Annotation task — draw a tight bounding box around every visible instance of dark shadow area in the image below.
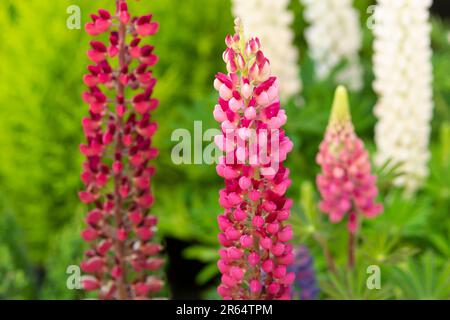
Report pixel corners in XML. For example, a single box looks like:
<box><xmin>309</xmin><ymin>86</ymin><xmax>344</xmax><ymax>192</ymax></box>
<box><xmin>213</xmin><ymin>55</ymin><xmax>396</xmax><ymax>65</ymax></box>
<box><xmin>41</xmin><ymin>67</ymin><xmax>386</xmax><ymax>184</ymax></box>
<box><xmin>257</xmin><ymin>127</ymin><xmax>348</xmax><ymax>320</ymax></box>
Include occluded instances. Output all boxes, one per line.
<box><xmin>165</xmin><ymin>237</ymin><xmax>208</xmax><ymax>300</ymax></box>
<box><xmin>432</xmin><ymin>0</ymin><xmax>450</xmax><ymax>18</ymax></box>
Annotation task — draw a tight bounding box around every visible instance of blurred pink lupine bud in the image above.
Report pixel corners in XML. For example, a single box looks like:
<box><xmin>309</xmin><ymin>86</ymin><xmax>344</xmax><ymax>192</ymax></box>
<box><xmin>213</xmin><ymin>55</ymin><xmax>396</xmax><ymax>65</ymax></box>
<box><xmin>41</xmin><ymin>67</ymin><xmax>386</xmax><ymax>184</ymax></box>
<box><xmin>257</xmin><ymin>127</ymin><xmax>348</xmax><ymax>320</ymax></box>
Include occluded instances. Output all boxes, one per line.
<box><xmin>240</xmin><ymin>235</ymin><xmax>253</xmax><ymax>248</ymax></box>
<box><xmin>85</xmin><ymin>9</ymin><xmax>112</xmax><ymax>36</ymax></box>
<box><xmin>82</xmin><ymin>276</ymin><xmax>101</xmax><ymax>291</ymax></box>
<box><xmin>81</xmin><ymin>228</ymin><xmax>98</xmax><ymax>242</ymax></box>
<box><xmin>316</xmin><ymin>86</ymin><xmax>383</xmax><ymax>233</ymax></box>
<box><xmin>213</xmin><ymin>18</ymin><xmax>294</xmax><ymax>300</ymax></box>
<box><xmin>79</xmin><ymin>0</ymin><xmax>164</xmax><ymax>300</ymax></box>
<box><xmin>135</xmin><ymin>15</ymin><xmax>159</xmax><ymax>36</ymax></box>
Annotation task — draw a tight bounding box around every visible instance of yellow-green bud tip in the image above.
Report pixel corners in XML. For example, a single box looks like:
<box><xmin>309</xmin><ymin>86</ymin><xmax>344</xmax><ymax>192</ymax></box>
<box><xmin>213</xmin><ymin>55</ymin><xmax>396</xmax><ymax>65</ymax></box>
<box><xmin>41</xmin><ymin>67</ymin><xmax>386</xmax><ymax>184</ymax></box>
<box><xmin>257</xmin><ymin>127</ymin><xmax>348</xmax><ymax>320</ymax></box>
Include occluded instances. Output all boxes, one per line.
<box><xmin>330</xmin><ymin>85</ymin><xmax>351</xmax><ymax>124</ymax></box>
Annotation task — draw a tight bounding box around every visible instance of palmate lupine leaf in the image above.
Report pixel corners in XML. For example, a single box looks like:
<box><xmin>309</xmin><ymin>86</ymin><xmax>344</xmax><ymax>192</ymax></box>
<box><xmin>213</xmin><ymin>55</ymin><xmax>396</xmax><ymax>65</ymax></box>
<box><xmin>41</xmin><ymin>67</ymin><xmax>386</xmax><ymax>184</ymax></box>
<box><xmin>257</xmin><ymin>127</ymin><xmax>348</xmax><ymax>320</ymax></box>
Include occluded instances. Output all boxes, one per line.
<box><xmin>366</xmin><ymin>189</ymin><xmax>432</xmax><ymax>238</ymax></box>
<box><xmin>319</xmin><ymin>264</ymin><xmax>393</xmax><ymax>300</ymax></box>
<box><xmin>0</xmin><ymin>204</ymin><xmax>32</xmax><ymax>298</ymax></box>
<box><xmin>40</xmin><ymin>212</ymin><xmax>86</xmax><ymax>300</ymax></box>
<box><xmin>0</xmin><ymin>246</ymin><xmax>27</xmax><ymax>299</ymax></box>
<box><xmin>389</xmin><ymin>252</ymin><xmax>450</xmax><ymax>299</ymax></box>
<box><xmin>428</xmin><ymin>231</ymin><xmax>450</xmax><ymax>259</ymax></box>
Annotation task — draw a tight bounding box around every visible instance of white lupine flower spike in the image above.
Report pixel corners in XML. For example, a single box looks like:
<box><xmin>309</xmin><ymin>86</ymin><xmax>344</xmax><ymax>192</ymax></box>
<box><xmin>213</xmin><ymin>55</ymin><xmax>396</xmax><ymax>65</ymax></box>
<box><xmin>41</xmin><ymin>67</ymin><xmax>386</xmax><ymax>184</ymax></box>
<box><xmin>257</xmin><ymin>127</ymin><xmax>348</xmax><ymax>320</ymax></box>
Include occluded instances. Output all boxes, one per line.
<box><xmin>301</xmin><ymin>0</ymin><xmax>363</xmax><ymax>91</ymax></box>
<box><xmin>373</xmin><ymin>0</ymin><xmax>434</xmax><ymax>194</ymax></box>
<box><xmin>231</xmin><ymin>0</ymin><xmax>302</xmax><ymax>101</ymax></box>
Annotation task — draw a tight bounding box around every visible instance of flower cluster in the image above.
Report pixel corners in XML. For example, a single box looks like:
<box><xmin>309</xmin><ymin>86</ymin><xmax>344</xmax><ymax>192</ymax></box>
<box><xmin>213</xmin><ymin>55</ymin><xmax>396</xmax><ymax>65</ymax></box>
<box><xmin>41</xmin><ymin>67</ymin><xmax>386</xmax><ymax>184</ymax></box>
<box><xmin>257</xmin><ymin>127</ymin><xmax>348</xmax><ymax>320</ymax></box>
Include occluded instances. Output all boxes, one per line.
<box><xmin>373</xmin><ymin>0</ymin><xmax>434</xmax><ymax>193</ymax></box>
<box><xmin>290</xmin><ymin>246</ymin><xmax>319</xmax><ymax>300</ymax></box>
<box><xmin>316</xmin><ymin>86</ymin><xmax>382</xmax><ymax>234</ymax></box>
<box><xmin>214</xmin><ymin>19</ymin><xmax>295</xmax><ymax>300</ymax></box>
<box><xmin>79</xmin><ymin>0</ymin><xmax>164</xmax><ymax>300</ymax></box>
<box><xmin>301</xmin><ymin>0</ymin><xmax>363</xmax><ymax>91</ymax></box>
<box><xmin>231</xmin><ymin>0</ymin><xmax>301</xmax><ymax>101</ymax></box>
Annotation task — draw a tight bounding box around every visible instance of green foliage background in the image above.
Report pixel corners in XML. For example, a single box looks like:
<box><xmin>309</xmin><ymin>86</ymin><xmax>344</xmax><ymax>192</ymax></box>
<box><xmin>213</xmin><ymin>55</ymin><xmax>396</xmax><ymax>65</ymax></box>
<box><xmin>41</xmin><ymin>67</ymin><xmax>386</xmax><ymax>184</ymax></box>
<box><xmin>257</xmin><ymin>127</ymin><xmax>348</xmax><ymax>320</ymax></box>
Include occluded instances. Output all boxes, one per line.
<box><xmin>0</xmin><ymin>0</ymin><xmax>448</xmax><ymax>299</ymax></box>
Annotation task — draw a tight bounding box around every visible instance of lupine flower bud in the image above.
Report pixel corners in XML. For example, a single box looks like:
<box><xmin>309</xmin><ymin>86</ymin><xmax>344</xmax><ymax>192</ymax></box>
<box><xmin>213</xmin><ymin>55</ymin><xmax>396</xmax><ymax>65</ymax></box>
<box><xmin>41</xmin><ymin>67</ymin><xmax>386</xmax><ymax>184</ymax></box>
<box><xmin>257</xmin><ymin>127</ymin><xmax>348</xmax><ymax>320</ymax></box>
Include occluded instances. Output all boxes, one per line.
<box><xmin>289</xmin><ymin>246</ymin><xmax>319</xmax><ymax>300</ymax></box>
<box><xmin>373</xmin><ymin>0</ymin><xmax>434</xmax><ymax>194</ymax></box>
<box><xmin>231</xmin><ymin>0</ymin><xmax>302</xmax><ymax>101</ymax></box>
<box><xmin>79</xmin><ymin>0</ymin><xmax>164</xmax><ymax>300</ymax></box>
<box><xmin>316</xmin><ymin>86</ymin><xmax>383</xmax><ymax>233</ymax></box>
<box><xmin>214</xmin><ymin>19</ymin><xmax>295</xmax><ymax>300</ymax></box>
<box><xmin>301</xmin><ymin>0</ymin><xmax>363</xmax><ymax>91</ymax></box>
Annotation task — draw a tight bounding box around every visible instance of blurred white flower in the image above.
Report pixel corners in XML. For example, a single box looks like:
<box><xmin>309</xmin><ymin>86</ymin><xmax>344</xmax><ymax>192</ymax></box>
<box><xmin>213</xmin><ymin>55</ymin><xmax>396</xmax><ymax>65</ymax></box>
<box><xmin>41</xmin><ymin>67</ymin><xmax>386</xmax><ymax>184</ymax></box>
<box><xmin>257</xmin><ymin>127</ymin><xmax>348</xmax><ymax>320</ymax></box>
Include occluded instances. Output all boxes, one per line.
<box><xmin>373</xmin><ymin>0</ymin><xmax>434</xmax><ymax>193</ymax></box>
<box><xmin>231</xmin><ymin>0</ymin><xmax>302</xmax><ymax>101</ymax></box>
<box><xmin>301</xmin><ymin>0</ymin><xmax>363</xmax><ymax>91</ymax></box>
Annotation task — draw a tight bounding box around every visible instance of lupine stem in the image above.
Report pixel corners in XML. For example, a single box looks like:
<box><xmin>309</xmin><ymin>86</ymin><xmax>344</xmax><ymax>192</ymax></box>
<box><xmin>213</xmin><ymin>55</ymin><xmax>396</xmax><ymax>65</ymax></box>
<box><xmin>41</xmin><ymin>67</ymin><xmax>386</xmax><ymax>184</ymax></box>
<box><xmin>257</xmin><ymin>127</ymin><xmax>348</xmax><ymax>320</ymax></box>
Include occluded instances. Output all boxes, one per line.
<box><xmin>313</xmin><ymin>233</ymin><xmax>336</xmax><ymax>274</ymax></box>
<box><xmin>348</xmin><ymin>232</ymin><xmax>355</xmax><ymax>269</ymax></box>
<box><xmin>113</xmin><ymin>3</ymin><xmax>128</xmax><ymax>299</ymax></box>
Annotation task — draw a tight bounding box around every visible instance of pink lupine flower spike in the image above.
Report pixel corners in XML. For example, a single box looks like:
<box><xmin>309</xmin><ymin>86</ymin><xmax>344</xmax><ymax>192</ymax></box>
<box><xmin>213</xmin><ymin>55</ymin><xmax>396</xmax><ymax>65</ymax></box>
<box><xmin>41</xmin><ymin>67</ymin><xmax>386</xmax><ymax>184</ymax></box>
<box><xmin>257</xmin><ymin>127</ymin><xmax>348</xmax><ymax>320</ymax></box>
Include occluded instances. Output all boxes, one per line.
<box><xmin>316</xmin><ymin>86</ymin><xmax>383</xmax><ymax>267</ymax></box>
<box><xmin>214</xmin><ymin>19</ymin><xmax>295</xmax><ymax>300</ymax></box>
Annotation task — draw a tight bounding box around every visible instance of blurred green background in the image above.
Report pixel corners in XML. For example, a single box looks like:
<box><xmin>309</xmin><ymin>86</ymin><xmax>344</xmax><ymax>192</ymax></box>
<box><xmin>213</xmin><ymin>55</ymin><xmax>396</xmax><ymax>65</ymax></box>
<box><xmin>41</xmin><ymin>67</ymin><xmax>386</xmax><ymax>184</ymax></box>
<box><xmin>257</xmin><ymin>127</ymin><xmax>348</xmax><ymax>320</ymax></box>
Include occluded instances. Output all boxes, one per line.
<box><xmin>0</xmin><ymin>0</ymin><xmax>449</xmax><ymax>299</ymax></box>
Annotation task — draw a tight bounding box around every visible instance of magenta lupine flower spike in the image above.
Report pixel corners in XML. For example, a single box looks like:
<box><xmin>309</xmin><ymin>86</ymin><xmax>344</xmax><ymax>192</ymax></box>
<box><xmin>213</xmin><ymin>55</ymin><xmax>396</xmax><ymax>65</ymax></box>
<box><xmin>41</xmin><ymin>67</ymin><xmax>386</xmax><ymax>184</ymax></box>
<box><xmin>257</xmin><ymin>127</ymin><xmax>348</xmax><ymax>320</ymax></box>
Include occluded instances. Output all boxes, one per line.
<box><xmin>316</xmin><ymin>86</ymin><xmax>383</xmax><ymax>266</ymax></box>
<box><xmin>79</xmin><ymin>0</ymin><xmax>163</xmax><ymax>300</ymax></box>
<box><xmin>214</xmin><ymin>18</ymin><xmax>295</xmax><ymax>300</ymax></box>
